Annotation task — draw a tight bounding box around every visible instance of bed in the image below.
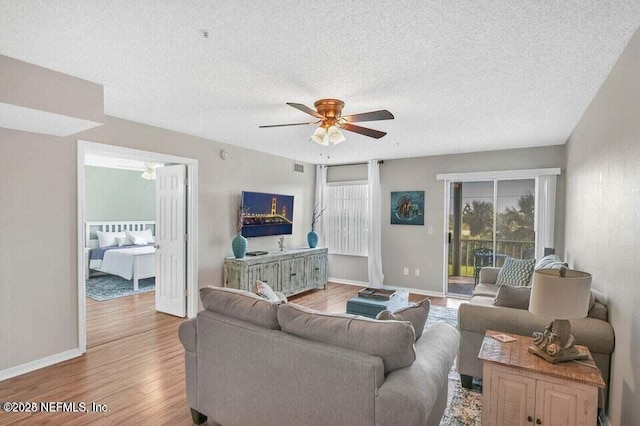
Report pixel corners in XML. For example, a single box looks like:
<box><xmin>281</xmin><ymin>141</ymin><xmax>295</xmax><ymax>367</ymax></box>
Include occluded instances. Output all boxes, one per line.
<box><xmin>85</xmin><ymin>221</ymin><xmax>156</xmax><ymax>291</ymax></box>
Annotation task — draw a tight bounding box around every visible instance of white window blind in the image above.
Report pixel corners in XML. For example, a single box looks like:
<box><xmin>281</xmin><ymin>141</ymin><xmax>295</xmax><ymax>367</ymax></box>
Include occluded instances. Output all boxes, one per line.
<box><xmin>324</xmin><ymin>182</ymin><xmax>369</xmax><ymax>256</ymax></box>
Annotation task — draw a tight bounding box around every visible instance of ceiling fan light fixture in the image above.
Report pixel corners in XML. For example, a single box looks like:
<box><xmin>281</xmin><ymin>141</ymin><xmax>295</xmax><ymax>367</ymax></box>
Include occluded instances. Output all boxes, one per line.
<box><xmin>141</xmin><ymin>163</ymin><xmax>159</xmax><ymax>180</ymax></box>
<box><xmin>310</xmin><ymin>127</ymin><xmax>329</xmax><ymax>145</ymax></box>
<box><xmin>327</xmin><ymin>125</ymin><xmax>345</xmax><ymax>144</ymax></box>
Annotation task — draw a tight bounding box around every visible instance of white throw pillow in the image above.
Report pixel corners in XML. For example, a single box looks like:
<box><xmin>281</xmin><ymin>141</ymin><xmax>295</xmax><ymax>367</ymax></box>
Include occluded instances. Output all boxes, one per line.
<box><xmin>130</xmin><ymin>235</ymin><xmax>148</xmax><ymax>245</ymax></box>
<box><xmin>534</xmin><ymin>254</ymin><xmax>564</xmax><ymax>270</ymax></box>
<box><xmin>126</xmin><ymin>229</ymin><xmax>154</xmax><ymax>244</ymax></box>
<box><xmin>253</xmin><ymin>280</ymin><xmax>280</xmax><ymax>302</ymax></box>
<box><xmin>96</xmin><ymin>231</ymin><xmax>126</xmax><ymax>248</ymax></box>
<box><xmin>115</xmin><ymin>236</ymin><xmax>129</xmax><ymax>247</ymax></box>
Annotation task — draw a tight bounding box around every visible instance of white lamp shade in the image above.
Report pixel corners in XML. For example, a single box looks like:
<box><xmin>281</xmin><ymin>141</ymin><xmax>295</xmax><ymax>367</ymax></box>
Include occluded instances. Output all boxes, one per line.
<box><xmin>327</xmin><ymin>126</ymin><xmax>345</xmax><ymax>144</ymax></box>
<box><xmin>310</xmin><ymin>127</ymin><xmax>329</xmax><ymax>145</ymax></box>
<box><xmin>141</xmin><ymin>167</ymin><xmax>157</xmax><ymax>180</ymax></box>
<box><xmin>528</xmin><ymin>269</ymin><xmax>592</xmax><ymax>320</ymax></box>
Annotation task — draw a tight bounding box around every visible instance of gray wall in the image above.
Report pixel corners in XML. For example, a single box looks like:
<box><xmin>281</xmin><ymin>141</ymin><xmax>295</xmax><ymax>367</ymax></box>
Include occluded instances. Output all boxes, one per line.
<box><xmin>326</xmin><ymin>146</ymin><xmax>565</xmax><ymax>292</ymax></box>
<box><xmin>563</xmin><ymin>29</ymin><xmax>640</xmax><ymax>425</ymax></box>
<box><xmin>84</xmin><ymin>166</ymin><xmax>155</xmax><ymax>221</ymax></box>
<box><xmin>0</xmin><ymin>115</ymin><xmax>315</xmax><ymax>372</ymax></box>
<box><xmin>380</xmin><ymin>147</ymin><xmax>565</xmax><ymax>293</ymax></box>
<box><xmin>0</xmin><ymin>54</ymin><xmax>103</xmax><ymax>124</ymax></box>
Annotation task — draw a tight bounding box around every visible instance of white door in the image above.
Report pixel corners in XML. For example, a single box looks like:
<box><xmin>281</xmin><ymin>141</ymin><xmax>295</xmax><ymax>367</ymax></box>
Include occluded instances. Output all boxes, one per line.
<box><xmin>155</xmin><ymin>164</ymin><xmax>187</xmax><ymax>317</ymax></box>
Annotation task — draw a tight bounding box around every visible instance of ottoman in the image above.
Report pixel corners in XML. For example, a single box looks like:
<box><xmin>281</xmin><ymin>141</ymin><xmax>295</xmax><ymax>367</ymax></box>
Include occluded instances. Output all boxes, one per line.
<box><xmin>346</xmin><ymin>287</ymin><xmax>410</xmax><ymax>318</ymax></box>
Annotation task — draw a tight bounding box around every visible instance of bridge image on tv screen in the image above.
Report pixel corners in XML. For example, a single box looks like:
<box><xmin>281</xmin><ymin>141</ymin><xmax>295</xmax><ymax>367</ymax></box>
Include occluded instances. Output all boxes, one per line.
<box><xmin>241</xmin><ymin>191</ymin><xmax>294</xmax><ymax>238</ymax></box>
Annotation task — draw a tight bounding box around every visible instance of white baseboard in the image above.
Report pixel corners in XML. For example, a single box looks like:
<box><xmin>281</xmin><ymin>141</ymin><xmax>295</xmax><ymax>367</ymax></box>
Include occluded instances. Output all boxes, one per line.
<box><xmin>328</xmin><ymin>277</ymin><xmax>369</xmax><ymax>287</ymax></box>
<box><xmin>0</xmin><ymin>348</ymin><xmax>83</xmax><ymax>382</ymax></box>
<box><xmin>406</xmin><ymin>287</ymin><xmax>446</xmax><ymax>298</ymax></box>
<box><xmin>328</xmin><ymin>277</ymin><xmax>444</xmax><ymax>298</ymax></box>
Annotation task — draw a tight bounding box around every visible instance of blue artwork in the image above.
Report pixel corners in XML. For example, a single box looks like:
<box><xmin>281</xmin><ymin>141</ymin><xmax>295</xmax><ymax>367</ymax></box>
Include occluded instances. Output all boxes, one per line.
<box><xmin>390</xmin><ymin>191</ymin><xmax>425</xmax><ymax>225</ymax></box>
<box><xmin>241</xmin><ymin>191</ymin><xmax>294</xmax><ymax>237</ymax></box>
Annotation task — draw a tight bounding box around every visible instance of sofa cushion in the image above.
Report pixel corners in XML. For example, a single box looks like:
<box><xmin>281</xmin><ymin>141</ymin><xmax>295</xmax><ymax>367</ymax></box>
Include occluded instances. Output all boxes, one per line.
<box><xmin>495</xmin><ymin>257</ymin><xmax>535</xmax><ymax>287</ymax></box>
<box><xmin>278</xmin><ymin>303</ymin><xmax>416</xmax><ymax>373</ymax></box>
<box><xmin>472</xmin><ymin>283</ymin><xmax>500</xmax><ymax>297</ymax></box>
<box><xmin>199</xmin><ymin>286</ymin><xmax>281</xmax><ymax>330</ymax></box>
<box><xmin>376</xmin><ymin>298</ymin><xmax>430</xmax><ymax>341</ymax></box>
<box><xmin>469</xmin><ymin>295</ymin><xmax>495</xmax><ymax>305</ymax></box>
<box><xmin>493</xmin><ymin>285</ymin><xmax>532</xmax><ymax>310</ymax></box>
<box><xmin>588</xmin><ymin>301</ymin><xmax>608</xmax><ymax>321</ymax></box>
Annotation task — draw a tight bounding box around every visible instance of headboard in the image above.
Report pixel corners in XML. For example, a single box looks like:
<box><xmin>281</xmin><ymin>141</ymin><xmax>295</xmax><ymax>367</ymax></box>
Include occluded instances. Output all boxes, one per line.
<box><xmin>85</xmin><ymin>221</ymin><xmax>156</xmax><ymax>249</ymax></box>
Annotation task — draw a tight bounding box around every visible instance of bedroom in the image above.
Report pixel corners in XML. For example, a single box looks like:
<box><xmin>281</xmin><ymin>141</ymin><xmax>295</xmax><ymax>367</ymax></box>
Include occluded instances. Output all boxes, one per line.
<box><xmin>82</xmin><ymin>152</ymin><xmax>190</xmax><ymax>347</ymax></box>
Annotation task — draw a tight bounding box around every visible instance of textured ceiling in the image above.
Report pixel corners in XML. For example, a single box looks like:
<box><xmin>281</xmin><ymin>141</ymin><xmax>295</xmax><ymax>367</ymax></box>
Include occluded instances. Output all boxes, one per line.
<box><xmin>1</xmin><ymin>1</ymin><xmax>639</xmax><ymax>164</ymax></box>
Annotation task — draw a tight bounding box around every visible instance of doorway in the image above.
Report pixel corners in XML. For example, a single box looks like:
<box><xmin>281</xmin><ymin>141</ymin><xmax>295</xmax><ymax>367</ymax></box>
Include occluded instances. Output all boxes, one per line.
<box><xmin>445</xmin><ymin>179</ymin><xmax>536</xmax><ymax>297</ymax></box>
<box><xmin>77</xmin><ymin>140</ymin><xmax>198</xmax><ymax>353</ymax></box>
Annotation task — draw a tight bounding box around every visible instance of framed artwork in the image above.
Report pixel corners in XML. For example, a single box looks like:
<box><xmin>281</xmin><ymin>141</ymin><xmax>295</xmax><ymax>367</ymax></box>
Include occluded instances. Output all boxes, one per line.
<box><xmin>390</xmin><ymin>191</ymin><xmax>425</xmax><ymax>225</ymax></box>
<box><xmin>241</xmin><ymin>191</ymin><xmax>294</xmax><ymax>237</ymax></box>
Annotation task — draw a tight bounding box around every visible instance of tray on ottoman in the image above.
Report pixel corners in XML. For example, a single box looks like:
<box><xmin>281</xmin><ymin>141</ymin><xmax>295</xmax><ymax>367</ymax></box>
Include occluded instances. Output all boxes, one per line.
<box><xmin>346</xmin><ymin>287</ymin><xmax>409</xmax><ymax>319</ymax></box>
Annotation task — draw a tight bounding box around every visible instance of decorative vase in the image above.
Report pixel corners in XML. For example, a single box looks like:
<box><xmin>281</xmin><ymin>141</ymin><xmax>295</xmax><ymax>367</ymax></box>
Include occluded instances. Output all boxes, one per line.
<box><xmin>307</xmin><ymin>230</ymin><xmax>319</xmax><ymax>248</ymax></box>
<box><xmin>232</xmin><ymin>233</ymin><xmax>248</xmax><ymax>258</ymax></box>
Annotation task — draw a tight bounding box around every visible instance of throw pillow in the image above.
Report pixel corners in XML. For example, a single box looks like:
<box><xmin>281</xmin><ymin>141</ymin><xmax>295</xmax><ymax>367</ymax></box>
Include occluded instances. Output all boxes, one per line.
<box><xmin>130</xmin><ymin>235</ymin><xmax>148</xmax><ymax>245</ymax></box>
<box><xmin>493</xmin><ymin>285</ymin><xmax>532</xmax><ymax>310</ymax></box>
<box><xmin>534</xmin><ymin>254</ymin><xmax>560</xmax><ymax>270</ymax></box>
<box><xmin>125</xmin><ymin>229</ymin><xmax>155</xmax><ymax>244</ymax></box>
<box><xmin>376</xmin><ymin>298</ymin><xmax>430</xmax><ymax>341</ymax></box>
<box><xmin>495</xmin><ymin>257</ymin><xmax>535</xmax><ymax>287</ymax></box>
<box><xmin>96</xmin><ymin>231</ymin><xmax>126</xmax><ymax>248</ymax></box>
<box><xmin>278</xmin><ymin>303</ymin><xmax>416</xmax><ymax>374</ymax></box>
<box><xmin>115</xmin><ymin>236</ymin><xmax>129</xmax><ymax>247</ymax></box>
<box><xmin>199</xmin><ymin>286</ymin><xmax>282</xmax><ymax>330</ymax></box>
<box><xmin>253</xmin><ymin>280</ymin><xmax>280</xmax><ymax>302</ymax></box>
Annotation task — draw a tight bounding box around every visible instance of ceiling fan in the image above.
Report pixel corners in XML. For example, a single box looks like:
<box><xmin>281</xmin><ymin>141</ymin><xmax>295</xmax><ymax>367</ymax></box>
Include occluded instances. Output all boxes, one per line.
<box><xmin>259</xmin><ymin>99</ymin><xmax>394</xmax><ymax>145</ymax></box>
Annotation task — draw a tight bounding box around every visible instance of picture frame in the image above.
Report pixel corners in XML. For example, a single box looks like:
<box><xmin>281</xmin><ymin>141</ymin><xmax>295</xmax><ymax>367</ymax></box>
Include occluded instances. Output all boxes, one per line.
<box><xmin>390</xmin><ymin>191</ymin><xmax>425</xmax><ymax>225</ymax></box>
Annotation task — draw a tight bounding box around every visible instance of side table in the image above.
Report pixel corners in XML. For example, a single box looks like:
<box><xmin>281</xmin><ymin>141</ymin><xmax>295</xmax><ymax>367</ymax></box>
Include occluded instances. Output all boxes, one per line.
<box><xmin>478</xmin><ymin>330</ymin><xmax>604</xmax><ymax>426</ymax></box>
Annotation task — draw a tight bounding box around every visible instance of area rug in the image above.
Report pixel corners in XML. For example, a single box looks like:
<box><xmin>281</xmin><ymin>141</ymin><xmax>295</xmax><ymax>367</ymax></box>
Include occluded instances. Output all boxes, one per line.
<box><xmin>86</xmin><ymin>275</ymin><xmax>155</xmax><ymax>301</ymax></box>
<box><xmin>426</xmin><ymin>304</ymin><xmax>483</xmax><ymax>425</ymax></box>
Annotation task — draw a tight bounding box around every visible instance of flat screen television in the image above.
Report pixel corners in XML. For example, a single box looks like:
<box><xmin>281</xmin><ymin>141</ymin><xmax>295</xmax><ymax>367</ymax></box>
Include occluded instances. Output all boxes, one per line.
<box><xmin>241</xmin><ymin>191</ymin><xmax>294</xmax><ymax>238</ymax></box>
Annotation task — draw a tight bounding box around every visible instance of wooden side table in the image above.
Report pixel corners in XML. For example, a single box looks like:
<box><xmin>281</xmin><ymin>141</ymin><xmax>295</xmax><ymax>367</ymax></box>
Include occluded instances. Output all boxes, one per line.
<box><xmin>479</xmin><ymin>330</ymin><xmax>604</xmax><ymax>426</ymax></box>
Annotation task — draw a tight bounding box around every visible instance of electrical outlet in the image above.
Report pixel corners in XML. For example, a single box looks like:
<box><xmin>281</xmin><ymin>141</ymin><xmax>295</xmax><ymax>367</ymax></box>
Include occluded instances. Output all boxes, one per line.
<box><xmin>403</xmin><ymin>267</ymin><xmax>409</xmax><ymax>276</ymax></box>
<box><xmin>427</xmin><ymin>226</ymin><xmax>433</xmax><ymax>234</ymax></box>
<box><xmin>415</xmin><ymin>269</ymin><xmax>420</xmax><ymax>276</ymax></box>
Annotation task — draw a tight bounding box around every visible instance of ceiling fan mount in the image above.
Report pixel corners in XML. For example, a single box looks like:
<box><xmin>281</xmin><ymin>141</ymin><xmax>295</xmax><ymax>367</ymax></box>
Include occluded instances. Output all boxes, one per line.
<box><xmin>259</xmin><ymin>98</ymin><xmax>394</xmax><ymax>143</ymax></box>
<box><xmin>314</xmin><ymin>98</ymin><xmax>344</xmax><ymax>122</ymax></box>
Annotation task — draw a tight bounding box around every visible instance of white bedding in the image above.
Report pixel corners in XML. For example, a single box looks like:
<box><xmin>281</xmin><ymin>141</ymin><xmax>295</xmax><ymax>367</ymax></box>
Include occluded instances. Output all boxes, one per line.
<box><xmin>92</xmin><ymin>246</ymin><xmax>155</xmax><ymax>280</ymax></box>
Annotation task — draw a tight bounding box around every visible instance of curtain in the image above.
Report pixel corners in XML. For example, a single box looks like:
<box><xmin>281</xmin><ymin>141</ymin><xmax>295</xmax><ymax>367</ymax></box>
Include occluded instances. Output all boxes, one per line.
<box><xmin>314</xmin><ymin>164</ymin><xmax>327</xmax><ymax>246</ymax></box>
<box><xmin>534</xmin><ymin>174</ymin><xmax>557</xmax><ymax>260</ymax></box>
<box><xmin>367</xmin><ymin>160</ymin><xmax>384</xmax><ymax>287</ymax></box>
<box><xmin>324</xmin><ymin>183</ymin><xmax>369</xmax><ymax>255</ymax></box>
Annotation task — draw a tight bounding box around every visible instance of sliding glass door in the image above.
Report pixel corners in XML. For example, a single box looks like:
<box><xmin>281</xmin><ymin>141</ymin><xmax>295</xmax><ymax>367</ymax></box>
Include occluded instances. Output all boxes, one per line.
<box><xmin>446</xmin><ymin>178</ymin><xmax>535</xmax><ymax>297</ymax></box>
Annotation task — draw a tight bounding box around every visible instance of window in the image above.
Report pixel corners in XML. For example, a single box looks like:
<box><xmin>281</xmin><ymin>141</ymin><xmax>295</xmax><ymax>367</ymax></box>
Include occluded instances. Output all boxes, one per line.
<box><xmin>324</xmin><ymin>182</ymin><xmax>369</xmax><ymax>256</ymax></box>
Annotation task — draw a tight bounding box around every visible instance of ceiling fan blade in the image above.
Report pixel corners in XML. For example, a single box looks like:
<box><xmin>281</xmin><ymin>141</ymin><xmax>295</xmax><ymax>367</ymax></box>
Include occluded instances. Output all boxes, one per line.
<box><xmin>340</xmin><ymin>109</ymin><xmax>394</xmax><ymax>123</ymax></box>
<box><xmin>259</xmin><ymin>121</ymin><xmax>318</xmax><ymax>128</ymax></box>
<box><xmin>340</xmin><ymin>123</ymin><xmax>387</xmax><ymax>139</ymax></box>
<box><xmin>286</xmin><ymin>102</ymin><xmax>326</xmax><ymax>119</ymax></box>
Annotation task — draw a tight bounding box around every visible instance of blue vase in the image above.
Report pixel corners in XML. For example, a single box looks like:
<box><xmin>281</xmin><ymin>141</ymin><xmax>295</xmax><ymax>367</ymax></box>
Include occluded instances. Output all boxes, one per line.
<box><xmin>307</xmin><ymin>230</ymin><xmax>319</xmax><ymax>248</ymax></box>
<box><xmin>232</xmin><ymin>234</ymin><xmax>248</xmax><ymax>258</ymax></box>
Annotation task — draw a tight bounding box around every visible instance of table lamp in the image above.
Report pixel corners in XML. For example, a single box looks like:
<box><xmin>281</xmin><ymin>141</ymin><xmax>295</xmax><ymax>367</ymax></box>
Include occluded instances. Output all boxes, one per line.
<box><xmin>528</xmin><ymin>268</ymin><xmax>592</xmax><ymax>363</ymax></box>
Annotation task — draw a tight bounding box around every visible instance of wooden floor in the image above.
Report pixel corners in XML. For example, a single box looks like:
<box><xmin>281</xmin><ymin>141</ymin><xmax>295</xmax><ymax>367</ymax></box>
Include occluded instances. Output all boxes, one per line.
<box><xmin>0</xmin><ymin>283</ymin><xmax>461</xmax><ymax>425</ymax></box>
<box><xmin>87</xmin><ymin>292</ymin><xmax>178</xmax><ymax>348</ymax></box>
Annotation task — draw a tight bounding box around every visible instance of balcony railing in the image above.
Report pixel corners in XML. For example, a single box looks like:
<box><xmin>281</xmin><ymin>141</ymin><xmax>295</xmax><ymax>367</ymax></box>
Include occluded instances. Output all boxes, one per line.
<box><xmin>448</xmin><ymin>239</ymin><xmax>535</xmax><ymax>277</ymax></box>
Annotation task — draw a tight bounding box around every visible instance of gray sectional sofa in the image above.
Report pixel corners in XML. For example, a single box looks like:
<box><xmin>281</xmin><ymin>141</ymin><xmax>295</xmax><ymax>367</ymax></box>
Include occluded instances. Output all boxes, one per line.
<box><xmin>179</xmin><ymin>286</ymin><xmax>460</xmax><ymax>426</ymax></box>
<box><xmin>457</xmin><ymin>267</ymin><xmax>615</xmax><ymax>406</ymax></box>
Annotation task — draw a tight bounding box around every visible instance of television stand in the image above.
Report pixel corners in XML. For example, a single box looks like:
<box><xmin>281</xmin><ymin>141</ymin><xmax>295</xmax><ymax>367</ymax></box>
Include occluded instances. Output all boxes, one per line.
<box><xmin>223</xmin><ymin>248</ymin><xmax>327</xmax><ymax>297</ymax></box>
